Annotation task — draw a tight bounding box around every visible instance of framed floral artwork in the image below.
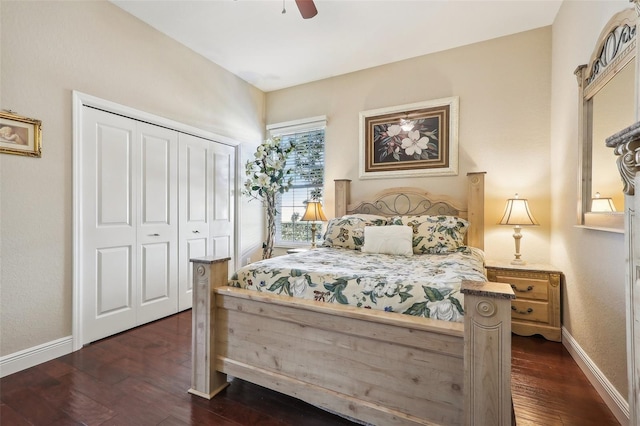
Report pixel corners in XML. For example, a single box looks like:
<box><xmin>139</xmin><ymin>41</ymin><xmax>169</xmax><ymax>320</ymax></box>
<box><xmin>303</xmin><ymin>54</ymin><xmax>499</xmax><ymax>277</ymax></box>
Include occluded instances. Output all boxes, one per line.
<box><xmin>0</xmin><ymin>111</ymin><xmax>42</xmax><ymax>158</ymax></box>
<box><xmin>359</xmin><ymin>97</ymin><xmax>458</xmax><ymax>179</ymax></box>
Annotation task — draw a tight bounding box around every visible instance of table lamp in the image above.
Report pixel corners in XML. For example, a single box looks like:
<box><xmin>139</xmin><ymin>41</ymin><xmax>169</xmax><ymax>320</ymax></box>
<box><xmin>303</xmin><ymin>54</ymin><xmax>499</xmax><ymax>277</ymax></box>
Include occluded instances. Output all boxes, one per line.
<box><xmin>499</xmin><ymin>194</ymin><xmax>539</xmax><ymax>265</ymax></box>
<box><xmin>302</xmin><ymin>200</ymin><xmax>327</xmax><ymax>248</ymax></box>
<box><xmin>591</xmin><ymin>192</ymin><xmax>616</xmax><ymax>212</ymax></box>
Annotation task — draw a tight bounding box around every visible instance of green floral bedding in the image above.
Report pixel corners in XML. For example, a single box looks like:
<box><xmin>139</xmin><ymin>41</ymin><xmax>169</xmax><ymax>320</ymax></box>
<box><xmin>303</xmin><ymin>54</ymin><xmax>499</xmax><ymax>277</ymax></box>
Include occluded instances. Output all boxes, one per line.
<box><xmin>229</xmin><ymin>247</ymin><xmax>486</xmax><ymax>323</ymax></box>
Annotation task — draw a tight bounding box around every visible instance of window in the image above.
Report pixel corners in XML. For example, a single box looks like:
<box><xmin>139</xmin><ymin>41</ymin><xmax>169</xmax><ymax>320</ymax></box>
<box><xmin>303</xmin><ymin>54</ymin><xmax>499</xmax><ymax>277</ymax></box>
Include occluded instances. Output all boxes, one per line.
<box><xmin>267</xmin><ymin>117</ymin><xmax>326</xmax><ymax>246</ymax></box>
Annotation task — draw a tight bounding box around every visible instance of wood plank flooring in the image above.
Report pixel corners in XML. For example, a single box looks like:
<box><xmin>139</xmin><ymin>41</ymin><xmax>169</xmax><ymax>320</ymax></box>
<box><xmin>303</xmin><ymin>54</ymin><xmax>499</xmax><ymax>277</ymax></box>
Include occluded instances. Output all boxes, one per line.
<box><xmin>1</xmin><ymin>310</ymin><xmax>620</xmax><ymax>425</ymax></box>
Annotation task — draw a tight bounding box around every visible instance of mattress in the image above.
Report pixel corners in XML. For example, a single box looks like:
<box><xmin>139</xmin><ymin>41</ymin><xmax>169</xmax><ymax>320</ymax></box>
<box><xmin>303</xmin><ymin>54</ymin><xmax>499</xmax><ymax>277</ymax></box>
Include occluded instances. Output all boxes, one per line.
<box><xmin>229</xmin><ymin>246</ymin><xmax>486</xmax><ymax>323</ymax></box>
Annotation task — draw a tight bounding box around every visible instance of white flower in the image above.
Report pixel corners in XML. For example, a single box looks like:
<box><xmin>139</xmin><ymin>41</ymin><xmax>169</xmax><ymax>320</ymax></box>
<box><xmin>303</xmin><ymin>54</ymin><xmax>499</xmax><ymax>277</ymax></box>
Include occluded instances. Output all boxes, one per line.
<box><xmin>374</xmin><ymin>284</ymin><xmax>386</xmax><ymax>297</ymax></box>
<box><xmin>442</xmin><ymin>216</ymin><xmax>458</xmax><ymax>227</ymax></box>
<box><xmin>257</xmin><ymin>173</ymin><xmax>270</xmax><ymax>187</ymax></box>
<box><xmin>254</xmin><ymin>145</ymin><xmax>266</xmax><ymax>160</ymax></box>
<box><xmin>291</xmin><ymin>277</ymin><xmax>307</xmax><ymax>297</ymax></box>
<box><xmin>401</xmin><ymin>130</ymin><xmax>429</xmax><ymax>156</ymax></box>
<box><xmin>360</xmin><ymin>278</ymin><xmax>376</xmax><ymax>293</ymax></box>
<box><xmin>430</xmin><ymin>299</ymin><xmax>461</xmax><ymax>322</ymax></box>
<box><xmin>387</xmin><ymin>124</ymin><xmax>402</xmax><ymax>137</ymax></box>
<box><xmin>383</xmin><ymin>282</ymin><xmax>398</xmax><ymax>297</ymax></box>
<box><xmin>266</xmin><ymin>157</ymin><xmax>283</xmax><ymax>170</ymax></box>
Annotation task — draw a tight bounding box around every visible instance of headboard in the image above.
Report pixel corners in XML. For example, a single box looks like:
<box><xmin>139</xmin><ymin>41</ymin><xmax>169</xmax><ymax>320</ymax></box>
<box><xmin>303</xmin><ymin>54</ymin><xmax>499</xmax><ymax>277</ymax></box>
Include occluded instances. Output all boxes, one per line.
<box><xmin>334</xmin><ymin>172</ymin><xmax>485</xmax><ymax>249</ymax></box>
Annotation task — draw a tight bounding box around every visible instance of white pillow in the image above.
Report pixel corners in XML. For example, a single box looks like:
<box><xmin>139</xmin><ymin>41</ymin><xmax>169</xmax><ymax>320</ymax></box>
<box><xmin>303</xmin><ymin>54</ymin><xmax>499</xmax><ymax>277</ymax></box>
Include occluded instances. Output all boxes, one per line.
<box><xmin>361</xmin><ymin>225</ymin><xmax>413</xmax><ymax>256</ymax></box>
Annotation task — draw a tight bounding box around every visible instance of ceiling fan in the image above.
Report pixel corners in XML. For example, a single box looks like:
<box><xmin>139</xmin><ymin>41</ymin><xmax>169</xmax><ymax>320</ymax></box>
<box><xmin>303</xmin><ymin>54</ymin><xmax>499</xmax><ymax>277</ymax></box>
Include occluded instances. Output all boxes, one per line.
<box><xmin>284</xmin><ymin>0</ymin><xmax>318</xmax><ymax>19</ymax></box>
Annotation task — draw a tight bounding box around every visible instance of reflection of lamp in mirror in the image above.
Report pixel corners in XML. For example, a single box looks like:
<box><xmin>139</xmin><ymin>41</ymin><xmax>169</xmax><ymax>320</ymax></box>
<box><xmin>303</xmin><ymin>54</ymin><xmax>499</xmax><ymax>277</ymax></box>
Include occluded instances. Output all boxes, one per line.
<box><xmin>591</xmin><ymin>192</ymin><xmax>616</xmax><ymax>212</ymax></box>
<box><xmin>302</xmin><ymin>200</ymin><xmax>327</xmax><ymax>248</ymax></box>
<box><xmin>499</xmin><ymin>194</ymin><xmax>539</xmax><ymax>265</ymax></box>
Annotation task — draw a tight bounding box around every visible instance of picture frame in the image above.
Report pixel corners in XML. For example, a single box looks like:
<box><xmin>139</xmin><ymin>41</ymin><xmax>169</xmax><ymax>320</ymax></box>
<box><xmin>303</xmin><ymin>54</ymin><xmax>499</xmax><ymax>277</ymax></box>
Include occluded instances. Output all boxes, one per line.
<box><xmin>0</xmin><ymin>111</ymin><xmax>42</xmax><ymax>158</ymax></box>
<box><xmin>359</xmin><ymin>97</ymin><xmax>458</xmax><ymax>179</ymax></box>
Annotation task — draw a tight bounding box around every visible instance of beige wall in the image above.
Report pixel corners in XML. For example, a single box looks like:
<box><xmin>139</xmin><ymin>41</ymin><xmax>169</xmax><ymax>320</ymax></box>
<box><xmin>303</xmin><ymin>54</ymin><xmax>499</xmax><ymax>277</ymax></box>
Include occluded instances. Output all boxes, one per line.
<box><xmin>550</xmin><ymin>0</ymin><xmax>631</xmax><ymax>399</ymax></box>
<box><xmin>0</xmin><ymin>0</ymin><xmax>265</xmax><ymax>356</ymax></box>
<box><xmin>267</xmin><ymin>1</ymin><xmax>631</xmax><ymax>401</ymax></box>
<box><xmin>1</xmin><ymin>0</ymin><xmax>631</xmax><ymax>405</ymax></box>
<box><xmin>266</xmin><ymin>27</ymin><xmax>553</xmax><ymax>266</ymax></box>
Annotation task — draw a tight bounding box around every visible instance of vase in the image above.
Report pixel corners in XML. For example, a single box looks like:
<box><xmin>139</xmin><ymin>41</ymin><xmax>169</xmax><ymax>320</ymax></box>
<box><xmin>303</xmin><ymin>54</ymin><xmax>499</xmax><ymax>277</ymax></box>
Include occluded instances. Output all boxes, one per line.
<box><xmin>263</xmin><ymin>194</ymin><xmax>277</xmax><ymax>259</ymax></box>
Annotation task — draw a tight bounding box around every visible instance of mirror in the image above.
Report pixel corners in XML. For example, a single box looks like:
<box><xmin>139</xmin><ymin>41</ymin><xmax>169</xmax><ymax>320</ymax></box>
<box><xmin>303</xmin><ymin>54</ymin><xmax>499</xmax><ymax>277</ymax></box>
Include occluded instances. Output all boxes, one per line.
<box><xmin>576</xmin><ymin>7</ymin><xmax>637</xmax><ymax>232</ymax></box>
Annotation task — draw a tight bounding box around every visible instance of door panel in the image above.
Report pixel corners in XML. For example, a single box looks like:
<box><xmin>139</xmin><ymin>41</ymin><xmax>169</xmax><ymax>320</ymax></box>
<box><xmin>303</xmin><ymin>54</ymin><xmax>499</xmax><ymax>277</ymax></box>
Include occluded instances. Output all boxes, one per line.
<box><xmin>136</xmin><ymin>123</ymin><xmax>178</xmax><ymax>325</ymax></box>
<box><xmin>211</xmin><ymin>144</ymin><xmax>235</xmax><ymax>275</ymax></box>
<box><xmin>96</xmin><ymin>246</ymin><xmax>133</xmax><ymax>315</ymax></box>
<box><xmin>97</xmin><ymin>126</ymin><xmax>132</xmax><ymax>226</ymax></box>
<box><xmin>186</xmin><ymin>144</ymin><xmax>208</xmax><ymax>224</ymax></box>
<box><xmin>140</xmin><ymin>132</ymin><xmax>172</xmax><ymax>225</ymax></box>
<box><xmin>212</xmin><ymin>236</ymin><xmax>231</xmax><ymax>258</ymax></box>
<box><xmin>82</xmin><ymin>108</ymin><xmax>137</xmax><ymax>344</ymax></box>
<box><xmin>140</xmin><ymin>242</ymin><xmax>170</xmax><ymax>303</ymax></box>
<box><xmin>179</xmin><ymin>134</ymin><xmax>212</xmax><ymax>311</ymax></box>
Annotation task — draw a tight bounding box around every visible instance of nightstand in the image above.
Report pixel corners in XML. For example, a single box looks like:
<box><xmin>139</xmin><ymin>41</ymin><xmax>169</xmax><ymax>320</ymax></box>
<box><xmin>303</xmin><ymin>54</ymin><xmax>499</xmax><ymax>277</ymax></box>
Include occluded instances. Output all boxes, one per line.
<box><xmin>485</xmin><ymin>260</ymin><xmax>562</xmax><ymax>342</ymax></box>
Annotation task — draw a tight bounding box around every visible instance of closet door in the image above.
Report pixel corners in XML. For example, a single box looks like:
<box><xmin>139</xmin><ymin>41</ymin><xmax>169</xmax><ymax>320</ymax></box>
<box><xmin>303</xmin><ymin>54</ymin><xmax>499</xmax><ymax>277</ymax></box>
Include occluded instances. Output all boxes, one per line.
<box><xmin>178</xmin><ymin>134</ymin><xmax>212</xmax><ymax>310</ymax></box>
<box><xmin>81</xmin><ymin>108</ymin><xmax>179</xmax><ymax>344</ymax></box>
<box><xmin>178</xmin><ymin>135</ymin><xmax>236</xmax><ymax>310</ymax></box>
<box><xmin>82</xmin><ymin>108</ymin><xmax>138</xmax><ymax>344</ymax></box>
<box><xmin>210</xmin><ymin>143</ymin><xmax>235</xmax><ymax>264</ymax></box>
<box><xmin>136</xmin><ymin>122</ymin><xmax>179</xmax><ymax>324</ymax></box>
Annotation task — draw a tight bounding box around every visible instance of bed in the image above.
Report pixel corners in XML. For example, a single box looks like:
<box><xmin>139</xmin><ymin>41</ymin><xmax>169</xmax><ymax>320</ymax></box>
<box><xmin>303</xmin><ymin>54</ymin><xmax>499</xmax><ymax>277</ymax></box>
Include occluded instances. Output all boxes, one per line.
<box><xmin>189</xmin><ymin>172</ymin><xmax>515</xmax><ymax>426</ymax></box>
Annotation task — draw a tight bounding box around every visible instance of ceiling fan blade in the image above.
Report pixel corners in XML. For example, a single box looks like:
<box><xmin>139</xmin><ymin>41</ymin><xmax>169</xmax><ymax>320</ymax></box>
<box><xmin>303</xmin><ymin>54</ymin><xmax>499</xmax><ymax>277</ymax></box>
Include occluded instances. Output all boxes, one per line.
<box><xmin>295</xmin><ymin>0</ymin><xmax>318</xmax><ymax>19</ymax></box>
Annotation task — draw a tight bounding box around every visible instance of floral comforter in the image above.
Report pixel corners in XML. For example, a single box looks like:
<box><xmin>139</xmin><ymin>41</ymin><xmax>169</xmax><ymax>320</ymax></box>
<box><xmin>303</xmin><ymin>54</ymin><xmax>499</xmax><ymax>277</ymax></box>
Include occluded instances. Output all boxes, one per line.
<box><xmin>229</xmin><ymin>247</ymin><xmax>486</xmax><ymax>323</ymax></box>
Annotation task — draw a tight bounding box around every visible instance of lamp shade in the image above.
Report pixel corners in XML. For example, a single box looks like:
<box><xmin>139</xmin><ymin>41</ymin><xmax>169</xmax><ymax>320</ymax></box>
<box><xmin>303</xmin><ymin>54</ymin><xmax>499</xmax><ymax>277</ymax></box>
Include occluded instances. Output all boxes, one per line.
<box><xmin>499</xmin><ymin>195</ymin><xmax>539</xmax><ymax>226</ymax></box>
<box><xmin>301</xmin><ymin>200</ymin><xmax>327</xmax><ymax>222</ymax></box>
<box><xmin>591</xmin><ymin>192</ymin><xmax>616</xmax><ymax>212</ymax></box>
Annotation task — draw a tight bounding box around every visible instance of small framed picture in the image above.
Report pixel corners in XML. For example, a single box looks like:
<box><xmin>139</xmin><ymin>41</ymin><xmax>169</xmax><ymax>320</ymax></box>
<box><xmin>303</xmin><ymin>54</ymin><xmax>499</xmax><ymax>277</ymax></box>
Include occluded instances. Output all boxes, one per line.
<box><xmin>0</xmin><ymin>111</ymin><xmax>42</xmax><ymax>158</ymax></box>
<box><xmin>359</xmin><ymin>97</ymin><xmax>458</xmax><ymax>179</ymax></box>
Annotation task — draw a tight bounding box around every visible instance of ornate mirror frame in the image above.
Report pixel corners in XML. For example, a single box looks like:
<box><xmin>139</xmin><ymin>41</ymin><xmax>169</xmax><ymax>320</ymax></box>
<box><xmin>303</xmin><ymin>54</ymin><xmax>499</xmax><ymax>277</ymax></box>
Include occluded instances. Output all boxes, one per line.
<box><xmin>575</xmin><ymin>6</ymin><xmax>637</xmax><ymax>233</ymax></box>
<box><xmin>600</xmin><ymin>2</ymin><xmax>640</xmax><ymax>424</ymax></box>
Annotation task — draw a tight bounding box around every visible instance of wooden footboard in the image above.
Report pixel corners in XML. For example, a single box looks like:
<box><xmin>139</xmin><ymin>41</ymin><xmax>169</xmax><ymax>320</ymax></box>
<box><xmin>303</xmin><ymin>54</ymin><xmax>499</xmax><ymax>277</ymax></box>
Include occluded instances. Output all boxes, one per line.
<box><xmin>189</xmin><ymin>257</ymin><xmax>515</xmax><ymax>426</ymax></box>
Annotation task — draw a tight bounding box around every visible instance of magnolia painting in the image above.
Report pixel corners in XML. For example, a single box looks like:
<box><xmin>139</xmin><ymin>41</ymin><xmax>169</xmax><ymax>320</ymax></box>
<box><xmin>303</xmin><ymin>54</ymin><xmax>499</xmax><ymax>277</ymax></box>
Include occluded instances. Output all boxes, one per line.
<box><xmin>374</xmin><ymin>117</ymin><xmax>439</xmax><ymax>163</ymax></box>
<box><xmin>359</xmin><ymin>98</ymin><xmax>458</xmax><ymax>179</ymax></box>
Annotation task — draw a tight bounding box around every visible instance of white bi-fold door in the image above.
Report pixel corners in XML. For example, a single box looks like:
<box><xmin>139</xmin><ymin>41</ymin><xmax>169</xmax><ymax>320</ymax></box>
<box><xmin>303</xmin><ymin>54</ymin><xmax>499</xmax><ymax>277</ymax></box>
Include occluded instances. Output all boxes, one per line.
<box><xmin>81</xmin><ymin>107</ymin><xmax>179</xmax><ymax>344</ymax></box>
<box><xmin>80</xmin><ymin>107</ymin><xmax>235</xmax><ymax>344</ymax></box>
<box><xmin>178</xmin><ymin>134</ymin><xmax>235</xmax><ymax>310</ymax></box>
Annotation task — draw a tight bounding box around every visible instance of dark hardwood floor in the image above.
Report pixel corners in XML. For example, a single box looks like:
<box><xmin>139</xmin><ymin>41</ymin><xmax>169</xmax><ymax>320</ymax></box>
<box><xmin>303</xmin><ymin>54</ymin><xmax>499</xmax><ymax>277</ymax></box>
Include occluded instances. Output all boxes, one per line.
<box><xmin>1</xmin><ymin>310</ymin><xmax>620</xmax><ymax>425</ymax></box>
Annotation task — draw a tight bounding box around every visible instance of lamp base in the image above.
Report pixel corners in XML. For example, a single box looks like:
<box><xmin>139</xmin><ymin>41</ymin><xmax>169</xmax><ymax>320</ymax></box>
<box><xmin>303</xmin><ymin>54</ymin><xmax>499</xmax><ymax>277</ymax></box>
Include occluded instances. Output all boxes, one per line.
<box><xmin>511</xmin><ymin>226</ymin><xmax>526</xmax><ymax>266</ymax></box>
<box><xmin>310</xmin><ymin>224</ymin><xmax>317</xmax><ymax>249</ymax></box>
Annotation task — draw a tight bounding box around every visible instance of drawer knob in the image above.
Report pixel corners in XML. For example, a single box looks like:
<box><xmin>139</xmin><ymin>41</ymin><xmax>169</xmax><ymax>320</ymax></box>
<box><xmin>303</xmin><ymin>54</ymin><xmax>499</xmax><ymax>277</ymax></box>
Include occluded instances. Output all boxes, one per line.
<box><xmin>511</xmin><ymin>306</ymin><xmax>534</xmax><ymax>315</ymax></box>
<box><xmin>511</xmin><ymin>284</ymin><xmax>534</xmax><ymax>293</ymax></box>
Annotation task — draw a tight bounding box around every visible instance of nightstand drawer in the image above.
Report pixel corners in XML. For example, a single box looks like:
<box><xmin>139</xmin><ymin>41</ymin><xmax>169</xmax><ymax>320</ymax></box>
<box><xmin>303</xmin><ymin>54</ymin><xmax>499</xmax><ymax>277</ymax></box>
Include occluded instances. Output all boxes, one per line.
<box><xmin>511</xmin><ymin>300</ymin><xmax>549</xmax><ymax>324</ymax></box>
<box><xmin>490</xmin><ymin>273</ymin><xmax>549</xmax><ymax>301</ymax></box>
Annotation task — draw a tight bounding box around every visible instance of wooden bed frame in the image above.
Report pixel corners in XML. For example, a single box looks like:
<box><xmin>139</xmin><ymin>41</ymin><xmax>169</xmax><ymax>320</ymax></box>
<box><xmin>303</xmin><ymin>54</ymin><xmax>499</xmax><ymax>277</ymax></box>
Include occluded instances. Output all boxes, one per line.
<box><xmin>189</xmin><ymin>172</ymin><xmax>515</xmax><ymax>426</ymax></box>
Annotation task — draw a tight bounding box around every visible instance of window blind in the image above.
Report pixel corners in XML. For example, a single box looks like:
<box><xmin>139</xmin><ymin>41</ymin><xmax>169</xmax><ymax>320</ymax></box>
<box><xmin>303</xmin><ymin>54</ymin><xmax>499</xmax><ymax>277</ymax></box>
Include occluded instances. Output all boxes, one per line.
<box><xmin>270</xmin><ymin>126</ymin><xmax>325</xmax><ymax>245</ymax></box>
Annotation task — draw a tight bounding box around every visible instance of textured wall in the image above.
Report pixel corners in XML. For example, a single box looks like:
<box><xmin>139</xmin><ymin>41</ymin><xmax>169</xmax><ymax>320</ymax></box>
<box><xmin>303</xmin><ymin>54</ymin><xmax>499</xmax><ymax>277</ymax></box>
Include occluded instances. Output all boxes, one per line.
<box><xmin>266</xmin><ymin>27</ymin><xmax>553</xmax><ymax>265</ymax></box>
<box><xmin>0</xmin><ymin>0</ymin><xmax>265</xmax><ymax>356</ymax></box>
<box><xmin>550</xmin><ymin>0</ymin><xmax>631</xmax><ymax>400</ymax></box>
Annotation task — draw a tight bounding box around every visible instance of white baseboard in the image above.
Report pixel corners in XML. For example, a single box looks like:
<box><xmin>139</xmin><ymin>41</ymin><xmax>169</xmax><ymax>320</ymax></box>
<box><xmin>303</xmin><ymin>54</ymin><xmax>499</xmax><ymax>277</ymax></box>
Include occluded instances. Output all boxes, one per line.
<box><xmin>0</xmin><ymin>335</ymin><xmax>73</xmax><ymax>378</ymax></box>
<box><xmin>561</xmin><ymin>327</ymin><xmax>629</xmax><ymax>425</ymax></box>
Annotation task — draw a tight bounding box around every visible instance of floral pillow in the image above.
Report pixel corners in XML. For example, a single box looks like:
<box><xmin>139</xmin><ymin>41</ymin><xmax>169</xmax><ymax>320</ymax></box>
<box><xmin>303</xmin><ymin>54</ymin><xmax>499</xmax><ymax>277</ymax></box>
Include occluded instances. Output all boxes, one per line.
<box><xmin>322</xmin><ymin>215</ymin><xmax>388</xmax><ymax>250</ymax></box>
<box><xmin>389</xmin><ymin>215</ymin><xmax>469</xmax><ymax>254</ymax></box>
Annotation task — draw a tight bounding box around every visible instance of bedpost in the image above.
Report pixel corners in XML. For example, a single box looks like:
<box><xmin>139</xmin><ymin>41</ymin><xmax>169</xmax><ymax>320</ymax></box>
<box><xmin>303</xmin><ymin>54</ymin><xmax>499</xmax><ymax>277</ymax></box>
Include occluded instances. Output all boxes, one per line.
<box><xmin>334</xmin><ymin>179</ymin><xmax>351</xmax><ymax>217</ymax></box>
<box><xmin>461</xmin><ymin>280</ymin><xmax>515</xmax><ymax>426</ymax></box>
<box><xmin>467</xmin><ymin>172</ymin><xmax>486</xmax><ymax>250</ymax></box>
<box><xmin>188</xmin><ymin>256</ymin><xmax>231</xmax><ymax>399</ymax></box>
